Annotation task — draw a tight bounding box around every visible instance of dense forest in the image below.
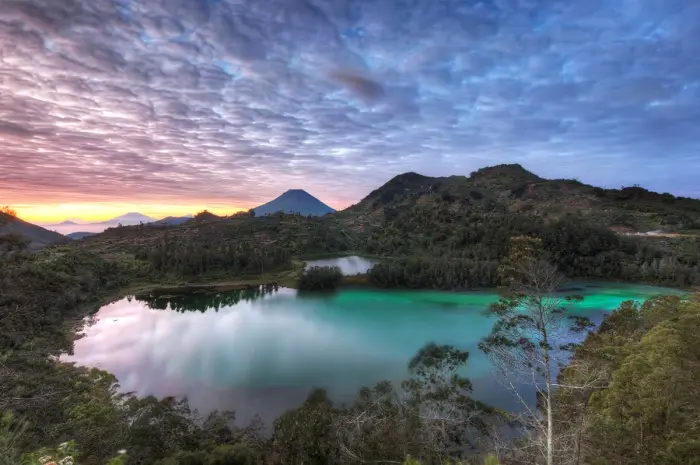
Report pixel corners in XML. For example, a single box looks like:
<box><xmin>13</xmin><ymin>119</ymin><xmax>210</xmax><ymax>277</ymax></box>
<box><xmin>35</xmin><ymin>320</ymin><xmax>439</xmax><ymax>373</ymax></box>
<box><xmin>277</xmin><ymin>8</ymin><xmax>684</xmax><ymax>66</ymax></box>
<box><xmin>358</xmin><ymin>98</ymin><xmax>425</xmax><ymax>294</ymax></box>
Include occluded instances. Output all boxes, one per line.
<box><xmin>348</xmin><ymin>166</ymin><xmax>700</xmax><ymax>289</ymax></box>
<box><xmin>553</xmin><ymin>293</ymin><xmax>700</xmax><ymax>464</ymax></box>
<box><xmin>368</xmin><ymin>257</ymin><xmax>501</xmax><ymax>289</ymax></box>
<box><xmin>141</xmin><ymin>234</ymin><xmax>293</xmax><ymax>277</ymax></box>
<box><xmin>364</xmin><ymin>212</ymin><xmax>700</xmax><ymax>289</ymax></box>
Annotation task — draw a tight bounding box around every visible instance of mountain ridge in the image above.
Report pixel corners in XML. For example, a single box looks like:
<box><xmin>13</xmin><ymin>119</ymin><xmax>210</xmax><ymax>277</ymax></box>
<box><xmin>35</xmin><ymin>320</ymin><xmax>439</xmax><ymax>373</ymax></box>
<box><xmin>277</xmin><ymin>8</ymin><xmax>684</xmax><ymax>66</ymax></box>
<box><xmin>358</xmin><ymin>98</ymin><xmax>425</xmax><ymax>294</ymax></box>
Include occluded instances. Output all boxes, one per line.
<box><xmin>345</xmin><ymin>164</ymin><xmax>700</xmax><ymax>233</ymax></box>
<box><xmin>11</xmin><ymin>164</ymin><xmax>700</xmax><ymax>258</ymax></box>
<box><xmin>44</xmin><ymin>212</ymin><xmax>194</xmax><ymax>234</ymax></box>
<box><xmin>66</xmin><ymin>232</ymin><xmax>96</xmax><ymax>240</ymax></box>
<box><xmin>153</xmin><ymin>215</ymin><xmax>194</xmax><ymax>226</ymax></box>
<box><xmin>102</xmin><ymin>212</ymin><xmax>156</xmax><ymax>224</ymax></box>
<box><xmin>0</xmin><ymin>212</ymin><xmax>69</xmax><ymax>250</ymax></box>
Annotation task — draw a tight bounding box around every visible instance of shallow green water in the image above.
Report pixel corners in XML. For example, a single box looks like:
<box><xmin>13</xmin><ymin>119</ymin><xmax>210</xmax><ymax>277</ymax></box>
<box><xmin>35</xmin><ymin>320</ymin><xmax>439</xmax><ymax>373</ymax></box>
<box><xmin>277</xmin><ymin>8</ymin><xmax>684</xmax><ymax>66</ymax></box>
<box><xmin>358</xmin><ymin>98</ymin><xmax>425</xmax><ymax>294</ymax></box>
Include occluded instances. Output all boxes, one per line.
<box><xmin>64</xmin><ymin>279</ymin><xmax>683</xmax><ymax>424</ymax></box>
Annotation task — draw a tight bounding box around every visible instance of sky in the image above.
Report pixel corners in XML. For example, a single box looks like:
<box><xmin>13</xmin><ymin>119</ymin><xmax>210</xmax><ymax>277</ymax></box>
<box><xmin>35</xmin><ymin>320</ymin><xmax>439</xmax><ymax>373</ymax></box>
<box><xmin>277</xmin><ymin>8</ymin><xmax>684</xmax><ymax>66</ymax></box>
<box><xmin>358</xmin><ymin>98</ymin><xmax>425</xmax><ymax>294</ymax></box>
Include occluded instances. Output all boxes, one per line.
<box><xmin>1</xmin><ymin>0</ymin><xmax>699</xmax><ymax>223</ymax></box>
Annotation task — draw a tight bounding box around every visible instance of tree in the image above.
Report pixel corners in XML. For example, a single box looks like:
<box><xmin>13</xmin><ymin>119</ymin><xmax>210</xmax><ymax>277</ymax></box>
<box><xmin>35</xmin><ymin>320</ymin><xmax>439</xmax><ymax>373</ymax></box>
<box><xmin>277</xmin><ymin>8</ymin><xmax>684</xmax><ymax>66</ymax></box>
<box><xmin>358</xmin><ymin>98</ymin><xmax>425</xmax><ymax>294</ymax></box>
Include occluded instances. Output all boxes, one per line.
<box><xmin>0</xmin><ymin>233</ymin><xmax>30</xmax><ymax>254</ymax></box>
<box><xmin>155</xmin><ymin>444</ymin><xmax>261</xmax><ymax>465</ymax></box>
<box><xmin>298</xmin><ymin>266</ymin><xmax>343</xmax><ymax>291</ymax></box>
<box><xmin>479</xmin><ymin>236</ymin><xmax>588</xmax><ymax>465</ymax></box>
<box><xmin>0</xmin><ymin>413</ymin><xmax>26</xmax><ymax>465</ymax></box>
<box><xmin>0</xmin><ymin>206</ymin><xmax>17</xmax><ymax>218</ymax></box>
<box><xmin>334</xmin><ymin>343</ymin><xmax>495</xmax><ymax>464</ymax></box>
<box><xmin>270</xmin><ymin>389</ymin><xmax>340</xmax><ymax>464</ymax></box>
<box><xmin>555</xmin><ymin>294</ymin><xmax>700</xmax><ymax>465</ymax></box>
<box><xmin>401</xmin><ymin>344</ymin><xmax>494</xmax><ymax>457</ymax></box>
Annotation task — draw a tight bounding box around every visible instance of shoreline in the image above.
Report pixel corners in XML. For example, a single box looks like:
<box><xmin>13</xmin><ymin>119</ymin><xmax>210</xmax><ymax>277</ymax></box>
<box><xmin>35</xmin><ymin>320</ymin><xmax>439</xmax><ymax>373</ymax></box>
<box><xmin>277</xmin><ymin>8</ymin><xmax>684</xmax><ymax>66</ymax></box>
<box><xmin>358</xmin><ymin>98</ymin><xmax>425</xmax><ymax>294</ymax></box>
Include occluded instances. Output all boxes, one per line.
<box><xmin>128</xmin><ymin>273</ymin><xmax>695</xmax><ymax>300</ymax></box>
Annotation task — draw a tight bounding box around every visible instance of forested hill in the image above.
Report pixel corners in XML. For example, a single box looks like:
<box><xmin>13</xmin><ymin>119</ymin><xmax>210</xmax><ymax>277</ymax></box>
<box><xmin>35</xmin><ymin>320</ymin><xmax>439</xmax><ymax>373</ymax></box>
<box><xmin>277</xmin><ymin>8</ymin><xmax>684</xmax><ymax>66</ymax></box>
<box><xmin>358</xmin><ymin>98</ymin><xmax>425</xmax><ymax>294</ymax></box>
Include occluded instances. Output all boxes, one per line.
<box><xmin>345</xmin><ymin>164</ymin><xmax>700</xmax><ymax>233</ymax></box>
<box><xmin>339</xmin><ymin>164</ymin><xmax>700</xmax><ymax>288</ymax></box>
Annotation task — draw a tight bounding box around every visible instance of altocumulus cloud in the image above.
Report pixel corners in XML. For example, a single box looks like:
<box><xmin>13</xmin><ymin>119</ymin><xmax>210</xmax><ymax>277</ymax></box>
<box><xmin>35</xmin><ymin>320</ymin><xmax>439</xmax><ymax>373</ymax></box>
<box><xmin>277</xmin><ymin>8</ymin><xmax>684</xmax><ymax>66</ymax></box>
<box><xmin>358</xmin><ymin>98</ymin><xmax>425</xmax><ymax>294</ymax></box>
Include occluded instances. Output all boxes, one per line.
<box><xmin>1</xmin><ymin>0</ymin><xmax>699</xmax><ymax>207</ymax></box>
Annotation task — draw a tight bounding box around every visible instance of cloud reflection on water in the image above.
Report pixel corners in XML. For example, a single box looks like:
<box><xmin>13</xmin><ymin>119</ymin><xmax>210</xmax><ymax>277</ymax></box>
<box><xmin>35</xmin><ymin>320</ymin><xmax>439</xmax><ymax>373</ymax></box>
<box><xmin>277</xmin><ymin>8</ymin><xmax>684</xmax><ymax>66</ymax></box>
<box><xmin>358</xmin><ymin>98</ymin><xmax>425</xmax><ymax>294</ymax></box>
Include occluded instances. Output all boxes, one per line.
<box><xmin>64</xmin><ymin>288</ymin><xmax>403</xmax><ymax>423</ymax></box>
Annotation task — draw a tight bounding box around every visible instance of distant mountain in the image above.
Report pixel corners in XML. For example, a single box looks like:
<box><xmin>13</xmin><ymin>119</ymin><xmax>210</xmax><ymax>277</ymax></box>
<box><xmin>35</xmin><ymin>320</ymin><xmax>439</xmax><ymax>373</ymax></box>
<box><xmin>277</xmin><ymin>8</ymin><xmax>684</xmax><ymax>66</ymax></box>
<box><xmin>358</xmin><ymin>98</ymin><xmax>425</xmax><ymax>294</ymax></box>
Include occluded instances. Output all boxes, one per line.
<box><xmin>45</xmin><ymin>212</ymin><xmax>159</xmax><ymax>235</ymax></box>
<box><xmin>253</xmin><ymin>189</ymin><xmax>335</xmax><ymax>216</ymax></box>
<box><xmin>47</xmin><ymin>213</ymin><xmax>197</xmax><ymax>234</ymax></box>
<box><xmin>106</xmin><ymin>212</ymin><xmax>156</xmax><ymax>224</ymax></box>
<box><xmin>152</xmin><ymin>215</ymin><xmax>193</xmax><ymax>226</ymax></box>
<box><xmin>0</xmin><ymin>212</ymin><xmax>69</xmax><ymax>250</ymax></box>
<box><xmin>66</xmin><ymin>232</ymin><xmax>96</xmax><ymax>240</ymax></box>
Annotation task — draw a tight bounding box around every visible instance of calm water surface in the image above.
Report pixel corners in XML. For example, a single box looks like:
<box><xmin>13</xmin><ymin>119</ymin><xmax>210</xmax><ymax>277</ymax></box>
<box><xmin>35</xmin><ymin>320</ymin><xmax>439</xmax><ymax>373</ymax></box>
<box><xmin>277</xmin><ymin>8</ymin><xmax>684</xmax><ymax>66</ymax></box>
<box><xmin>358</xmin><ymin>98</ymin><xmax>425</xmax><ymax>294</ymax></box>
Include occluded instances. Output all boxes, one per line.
<box><xmin>305</xmin><ymin>255</ymin><xmax>379</xmax><ymax>275</ymax></box>
<box><xmin>63</xmin><ymin>269</ymin><xmax>683</xmax><ymax>424</ymax></box>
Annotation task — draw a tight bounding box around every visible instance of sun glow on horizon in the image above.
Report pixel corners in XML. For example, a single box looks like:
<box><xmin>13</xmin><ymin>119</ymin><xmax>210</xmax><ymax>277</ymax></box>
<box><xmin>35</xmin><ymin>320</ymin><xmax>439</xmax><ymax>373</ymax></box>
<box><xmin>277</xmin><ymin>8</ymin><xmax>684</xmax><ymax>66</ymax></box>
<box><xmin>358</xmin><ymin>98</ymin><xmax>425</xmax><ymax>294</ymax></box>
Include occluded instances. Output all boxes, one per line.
<box><xmin>14</xmin><ymin>203</ymin><xmax>246</xmax><ymax>224</ymax></box>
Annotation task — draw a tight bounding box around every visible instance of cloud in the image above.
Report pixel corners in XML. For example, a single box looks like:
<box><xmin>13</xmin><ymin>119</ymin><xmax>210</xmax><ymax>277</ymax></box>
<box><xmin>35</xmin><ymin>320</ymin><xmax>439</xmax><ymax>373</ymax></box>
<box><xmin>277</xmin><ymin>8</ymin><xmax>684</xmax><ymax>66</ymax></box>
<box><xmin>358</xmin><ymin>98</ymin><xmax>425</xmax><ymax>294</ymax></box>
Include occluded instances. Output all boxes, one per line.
<box><xmin>1</xmin><ymin>0</ymin><xmax>699</xmax><ymax>211</ymax></box>
<box><xmin>329</xmin><ymin>70</ymin><xmax>385</xmax><ymax>101</ymax></box>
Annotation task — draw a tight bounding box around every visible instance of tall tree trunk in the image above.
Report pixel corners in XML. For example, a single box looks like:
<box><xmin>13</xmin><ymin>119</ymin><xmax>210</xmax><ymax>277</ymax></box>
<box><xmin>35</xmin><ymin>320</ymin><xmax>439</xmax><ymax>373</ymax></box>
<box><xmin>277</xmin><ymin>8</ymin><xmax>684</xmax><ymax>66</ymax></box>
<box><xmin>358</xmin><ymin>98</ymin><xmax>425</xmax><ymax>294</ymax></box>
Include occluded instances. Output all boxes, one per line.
<box><xmin>546</xmin><ymin>379</ymin><xmax>553</xmax><ymax>465</ymax></box>
<box><xmin>540</xmin><ymin>298</ymin><xmax>554</xmax><ymax>465</ymax></box>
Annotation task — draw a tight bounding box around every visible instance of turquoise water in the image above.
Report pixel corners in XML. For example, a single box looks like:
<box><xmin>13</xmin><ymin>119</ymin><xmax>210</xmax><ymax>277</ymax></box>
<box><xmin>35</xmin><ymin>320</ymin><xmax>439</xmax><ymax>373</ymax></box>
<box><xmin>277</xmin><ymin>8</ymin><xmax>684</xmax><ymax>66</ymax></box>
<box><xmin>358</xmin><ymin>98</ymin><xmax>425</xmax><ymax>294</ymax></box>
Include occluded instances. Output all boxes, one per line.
<box><xmin>64</xmin><ymin>281</ymin><xmax>683</xmax><ymax>424</ymax></box>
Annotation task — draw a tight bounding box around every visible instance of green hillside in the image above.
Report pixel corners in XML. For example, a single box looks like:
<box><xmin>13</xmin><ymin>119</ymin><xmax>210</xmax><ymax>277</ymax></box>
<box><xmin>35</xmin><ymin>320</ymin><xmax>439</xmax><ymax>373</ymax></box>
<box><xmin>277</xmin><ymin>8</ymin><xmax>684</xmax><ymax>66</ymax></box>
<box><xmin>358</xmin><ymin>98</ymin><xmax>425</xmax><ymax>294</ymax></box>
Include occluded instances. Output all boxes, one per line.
<box><xmin>345</xmin><ymin>164</ymin><xmax>700</xmax><ymax>233</ymax></box>
<box><xmin>335</xmin><ymin>165</ymin><xmax>700</xmax><ymax>288</ymax></box>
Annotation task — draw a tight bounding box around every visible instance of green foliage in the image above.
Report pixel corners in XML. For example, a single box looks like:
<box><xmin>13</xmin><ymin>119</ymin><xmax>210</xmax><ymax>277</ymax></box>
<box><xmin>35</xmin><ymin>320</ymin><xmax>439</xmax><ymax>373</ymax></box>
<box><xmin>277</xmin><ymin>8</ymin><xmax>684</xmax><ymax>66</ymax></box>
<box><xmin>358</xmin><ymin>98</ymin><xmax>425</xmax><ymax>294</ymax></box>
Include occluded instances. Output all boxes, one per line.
<box><xmin>270</xmin><ymin>389</ymin><xmax>340</xmax><ymax>464</ymax></box>
<box><xmin>368</xmin><ymin>257</ymin><xmax>500</xmax><ymax>290</ymax></box>
<box><xmin>362</xmin><ymin>206</ymin><xmax>700</xmax><ymax>287</ymax></box>
<box><xmin>555</xmin><ymin>293</ymin><xmax>700</xmax><ymax>465</ymax></box>
<box><xmin>82</xmin><ymin>214</ymin><xmax>354</xmax><ymax>268</ymax></box>
<box><xmin>143</xmin><ymin>234</ymin><xmax>292</xmax><ymax>277</ymax></box>
<box><xmin>401</xmin><ymin>453</ymin><xmax>500</xmax><ymax>464</ymax></box>
<box><xmin>402</xmin><ymin>344</ymin><xmax>494</xmax><ymax>452</ymax></box>
<box><xmin>155</xmin><ymin>444</ymin><xmax>260</xmax><ymax>465</ymax></box>
<box><xmin>23</xmin><ymin>440</ymin><xmax>80</xmax><ymax>465</ymax></box>
<box><xmin>497</xmin><ymin>235</ymin><xmax>545</xmax><ymax>284</ymax></box>
<box><xmin>297</xmin><ymin>265</ymin><xmax>343</xmax><ymax>291</ymax></box>
<box><xmin>0</xmin><ymin>413</ymin><xmax>27</xmax><ymax>465</ymax></box>
<box><xmin>0</xmin><ymin>232</ymin><xmax>31</xmax><ymax>254</ymax></box>
<box><xmin>0</xmin><ymin>250</ymin><xmax>133</xmax><ymax>354</ymax></box>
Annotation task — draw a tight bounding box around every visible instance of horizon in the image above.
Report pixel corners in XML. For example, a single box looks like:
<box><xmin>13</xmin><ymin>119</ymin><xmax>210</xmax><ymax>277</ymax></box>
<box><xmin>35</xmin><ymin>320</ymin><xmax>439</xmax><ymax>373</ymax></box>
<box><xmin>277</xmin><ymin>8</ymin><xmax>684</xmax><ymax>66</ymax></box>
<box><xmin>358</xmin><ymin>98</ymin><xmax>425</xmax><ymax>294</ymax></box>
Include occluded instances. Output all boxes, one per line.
<box><xmin>9</xmin><ymin>164</ymin><xmax>700</xmax><ymax>226</ymax></box>
<box><xmin>2</xmin><ymin>0</ymin><xmax>699</xmax><ymax>223</ymax></box>
<box><xmin>15</xmin><ymin>186</ymin><xmax>338</xmax><ymax>224</ymax></box>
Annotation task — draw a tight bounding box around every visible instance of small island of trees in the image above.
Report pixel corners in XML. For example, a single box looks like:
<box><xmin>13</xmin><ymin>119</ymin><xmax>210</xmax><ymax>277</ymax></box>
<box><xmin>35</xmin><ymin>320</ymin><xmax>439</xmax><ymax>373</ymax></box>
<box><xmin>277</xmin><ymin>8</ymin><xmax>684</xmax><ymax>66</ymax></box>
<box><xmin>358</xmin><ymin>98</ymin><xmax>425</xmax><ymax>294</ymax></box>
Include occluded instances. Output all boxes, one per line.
<box><xmin>298</xmin><ymin>265</ymin><xmax>344</xmax><ymax>291</ymax></box>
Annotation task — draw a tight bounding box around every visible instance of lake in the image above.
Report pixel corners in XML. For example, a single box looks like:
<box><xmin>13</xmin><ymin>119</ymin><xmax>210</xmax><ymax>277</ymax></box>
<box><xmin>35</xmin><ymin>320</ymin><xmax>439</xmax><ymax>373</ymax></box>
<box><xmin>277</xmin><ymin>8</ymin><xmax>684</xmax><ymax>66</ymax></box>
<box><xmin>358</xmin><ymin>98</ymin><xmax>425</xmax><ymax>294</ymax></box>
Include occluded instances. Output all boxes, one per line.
<box><xmin>63</xmin><ymin>259</ymin><xmax>683</xmax><ymax>425</ymax></box>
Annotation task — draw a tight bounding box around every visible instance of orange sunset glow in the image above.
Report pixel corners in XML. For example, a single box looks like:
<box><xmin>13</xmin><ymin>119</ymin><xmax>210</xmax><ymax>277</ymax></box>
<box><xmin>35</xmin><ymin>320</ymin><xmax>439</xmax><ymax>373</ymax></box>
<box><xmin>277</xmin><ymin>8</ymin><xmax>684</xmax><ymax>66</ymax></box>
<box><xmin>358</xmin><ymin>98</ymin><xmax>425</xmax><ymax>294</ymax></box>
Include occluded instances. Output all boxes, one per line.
<box><xmin>12</xmin><ymin>203</ymin><xmax>243</xmax><ymax>224</ymax></box>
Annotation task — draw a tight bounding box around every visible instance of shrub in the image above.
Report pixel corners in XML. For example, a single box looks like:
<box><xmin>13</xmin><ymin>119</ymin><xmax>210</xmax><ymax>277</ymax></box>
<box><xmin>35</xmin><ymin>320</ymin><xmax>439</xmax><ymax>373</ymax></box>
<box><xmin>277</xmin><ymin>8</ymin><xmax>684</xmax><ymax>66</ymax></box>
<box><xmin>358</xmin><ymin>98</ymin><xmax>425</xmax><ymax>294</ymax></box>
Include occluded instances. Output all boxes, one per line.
<box><xmin>297</xmin><ymin>266</ymin><xmax>343</xmax><ymax>291</ymax></box>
